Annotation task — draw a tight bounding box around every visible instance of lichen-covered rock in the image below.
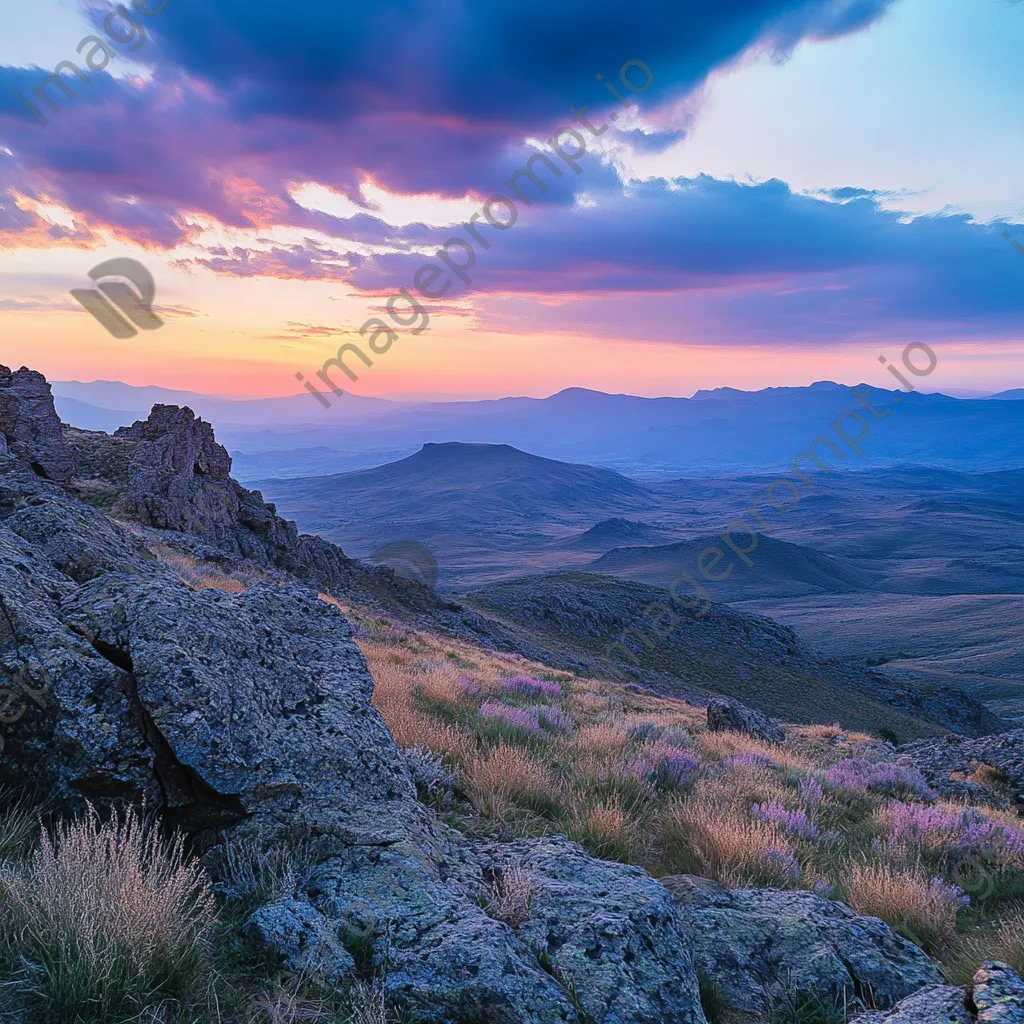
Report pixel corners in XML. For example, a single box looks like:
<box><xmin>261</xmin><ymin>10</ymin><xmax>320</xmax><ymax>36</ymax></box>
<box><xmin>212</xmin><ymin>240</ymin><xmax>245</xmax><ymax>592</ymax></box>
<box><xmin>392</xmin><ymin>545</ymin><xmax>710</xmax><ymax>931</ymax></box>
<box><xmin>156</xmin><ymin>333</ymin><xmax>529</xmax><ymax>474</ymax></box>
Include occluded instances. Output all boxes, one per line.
<box><xmin>858</xmin><ymin>985</ymin><xmax>972</xmax><ymax>1024</ymax></box>
<box><xmin>972</xmin><ymin>961</ymin><xmax>1024</xmax><ymax>1023</ymax></box>
<box><xmin>859</xmin><ymin>962</ymin><xmax>1024</xmax><ymax>1024</ymax></box>
<box><xmin>244</xmin><ymin>898</ymin><xmax>355</xmax><ymax>984</ymax></box>
<box><xmin>0</xmin><ymin>452</ymin><xmax>579</xmax><ymax>1021</ymax></box>
<box><xmin>478</xmin><ymin>837</ymin><xmax>708</xmax><ymax>1024</ymax></box>
<box><xmin>706</xmin><ymin>696</ymin><xmax>786</xmax><ymax>743</ymax></box>
<box><xmin>0</xmin><ymin>365</ymin><xmax>72</xmax><ymax>483</ymax></box>
<box><xmin>661</xmin><ymin>875</ymin><xmax>943</xmax><ymax>1015</ymax></box>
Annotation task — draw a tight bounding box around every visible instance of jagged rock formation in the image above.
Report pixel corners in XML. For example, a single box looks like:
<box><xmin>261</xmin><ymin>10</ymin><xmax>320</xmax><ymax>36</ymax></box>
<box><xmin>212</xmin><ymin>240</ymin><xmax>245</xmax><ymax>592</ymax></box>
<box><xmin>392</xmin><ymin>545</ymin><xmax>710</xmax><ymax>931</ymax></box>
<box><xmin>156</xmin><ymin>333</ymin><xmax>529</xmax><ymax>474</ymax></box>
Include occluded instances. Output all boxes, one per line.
<box><xmin>0</xmin><ymin>366</ymin><xmax>72</xmax><ymax>483</ymax></box>
<box><xmin>707</xmin><ymin>696</ymin><xmax>786</xmax><ymax>743</ymax></box>
<box><xmin>661</xmin><ymin>875</ymin><xmax>944</xmax><ymax>1015</ymax></box>
<box><xmin>896</xmin><ymin>730</ymin><xmax>1024</xmax><ymax>805</ymax></box>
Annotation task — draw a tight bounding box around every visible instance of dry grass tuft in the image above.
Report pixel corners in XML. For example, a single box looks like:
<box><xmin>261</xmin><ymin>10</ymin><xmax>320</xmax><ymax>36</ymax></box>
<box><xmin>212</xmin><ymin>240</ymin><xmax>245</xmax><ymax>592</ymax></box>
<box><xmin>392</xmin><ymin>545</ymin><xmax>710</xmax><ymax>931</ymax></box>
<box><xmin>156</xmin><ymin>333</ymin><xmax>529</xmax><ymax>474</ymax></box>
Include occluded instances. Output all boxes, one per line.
<box><xmin>469</xmin><ymin>743</ymin><xmax>554</xmax><ymax>815</ymax></box>
<box><xmin>575</xmin><ymin>724</ymin><xmax>631</xmax><ymax>753</ymax></box>
<box><xmin>695</xmin><ymin>729</ymin><xmax>812</xmax><ymax>772</ymax></box>
<box><xmin>0</xmin><ymin>805</ymin><xmax>215</xmax><ymax>1021</ymax></box>
<box><xmin>487</xmin><ymin>866</ymin><xmax>537</xmax><ymax>928</ymax></box>
<box><xmin>657</xmin><ymin>788</ymin><xmax>797</xmax><ymax>887</ymax></box>
<box><xmin>946</xmin><ymin>906</ymin><xmax>1024</xmax><ymax>983</ymax></box>
<box><xmin>369</xmin><ymin>658</ymin><xmax>474</xmax><ymax>761</ymax></box>
<box><xmin>565</xmin><ymin>794</ymin><xmax>650</xmax><ymax>863</ymax></box>
<box><xmin>843</xmin><ymin>861</ymin><xmax>959</xmax><ymax>951</ymax></box>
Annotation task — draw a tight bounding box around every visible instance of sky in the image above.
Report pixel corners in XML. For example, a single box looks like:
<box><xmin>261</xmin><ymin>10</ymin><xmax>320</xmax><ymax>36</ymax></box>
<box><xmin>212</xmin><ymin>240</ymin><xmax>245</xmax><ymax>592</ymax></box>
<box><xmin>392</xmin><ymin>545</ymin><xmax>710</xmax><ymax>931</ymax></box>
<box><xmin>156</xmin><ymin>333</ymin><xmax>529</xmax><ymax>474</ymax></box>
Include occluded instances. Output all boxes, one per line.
<box><xmin>1</xmin><ymin>0</ymin><xmax>1023</xmax><ymax>400</ymax></box>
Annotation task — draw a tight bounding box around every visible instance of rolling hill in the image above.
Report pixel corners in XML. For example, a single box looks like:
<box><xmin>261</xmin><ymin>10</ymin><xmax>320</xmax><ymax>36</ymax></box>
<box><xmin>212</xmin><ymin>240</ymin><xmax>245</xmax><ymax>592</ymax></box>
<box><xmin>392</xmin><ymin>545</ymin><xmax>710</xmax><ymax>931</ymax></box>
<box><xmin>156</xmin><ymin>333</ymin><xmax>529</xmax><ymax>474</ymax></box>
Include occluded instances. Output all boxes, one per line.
<box><xmin>587</xmin><ymin>533</ymin><xmax>877</xmax><ymax>601</ymax></box>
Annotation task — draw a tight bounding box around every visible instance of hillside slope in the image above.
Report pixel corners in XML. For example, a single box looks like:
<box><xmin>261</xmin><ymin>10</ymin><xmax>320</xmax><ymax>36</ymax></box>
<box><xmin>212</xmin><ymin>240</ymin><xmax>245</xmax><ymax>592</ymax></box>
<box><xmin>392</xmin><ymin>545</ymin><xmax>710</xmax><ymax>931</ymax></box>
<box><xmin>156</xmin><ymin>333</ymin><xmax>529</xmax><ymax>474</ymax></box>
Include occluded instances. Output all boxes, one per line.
<box><xmin>589</xmin><ymin>532</ymin><xmax>878</xmax><ymax>601</ymax></box>
<box><xmin>464</xmin><ymin>572</ymin><xmax>1003</xmax><ymax>740</ymax></box>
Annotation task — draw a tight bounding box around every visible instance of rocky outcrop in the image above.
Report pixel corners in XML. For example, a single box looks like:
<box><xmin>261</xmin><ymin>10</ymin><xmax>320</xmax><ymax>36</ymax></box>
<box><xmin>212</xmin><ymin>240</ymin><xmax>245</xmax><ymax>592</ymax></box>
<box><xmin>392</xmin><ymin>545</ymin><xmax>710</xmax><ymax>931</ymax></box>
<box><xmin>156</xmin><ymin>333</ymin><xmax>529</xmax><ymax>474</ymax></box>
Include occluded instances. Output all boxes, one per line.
<box><xmin>477</xmin><ymin>837</ymin><xmax>707</xmax><ymax>1024</ymax></box>
<box><xmin>706</xmin><ymin>696</ymin><xmax>786</xmax><ymax>743</ymax></box>
<box><xmin>661</xmin><ymin>875</ymin><xmax>944</xmax><ymax>1015</ymax></box>
<box><xmin>0</xmin><ymin>365</ymin><xmax>72</xmax><ymax>483</ymax></box>
<box><xmin>0</xmin><ymin>417</ymin><xmax>711</xmax><ymax>1022</ymax></box>
<box><xmin>859</xmin><ymin>962</ymin><xmax>1024</xmax><ymax>1024</ymax></box>
<box><xmin>96</xmin><ymin>404</ymin><xmax>299</xmax><ymax>562</ymax></box>
<box><xmin>896</xmin><ymin>731</ymin><xmax>1024</xmax><ymax>805</ymax></box>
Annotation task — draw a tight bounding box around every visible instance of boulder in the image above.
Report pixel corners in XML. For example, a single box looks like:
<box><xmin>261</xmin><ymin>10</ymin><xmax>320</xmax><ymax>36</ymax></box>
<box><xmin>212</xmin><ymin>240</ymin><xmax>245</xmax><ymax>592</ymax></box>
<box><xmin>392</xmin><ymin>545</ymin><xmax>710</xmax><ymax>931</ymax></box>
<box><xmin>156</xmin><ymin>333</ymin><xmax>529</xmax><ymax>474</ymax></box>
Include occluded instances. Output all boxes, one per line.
<box><xmin>244</xmin><ymin>898</ymin><xmax>356</xmax><ymax>984</ymax></box>
<box><xmin>857</xmin><ymin>985</ymin><xmax>972</xmax><ymax>1024</ymax></box>
<box><xmin>706</xmin><ymin>696</ymin><xmax>786</xmax><ymax>743</ymax></box>
<box><xmin>478</xmin><ymin>836</ymin><xmax>708</xmax><ymax>1024</ymax></box>
<box><xmin>661</xmin><ymin>875</ymin><xmax>943</xmax><ymax>1015</ymax></box>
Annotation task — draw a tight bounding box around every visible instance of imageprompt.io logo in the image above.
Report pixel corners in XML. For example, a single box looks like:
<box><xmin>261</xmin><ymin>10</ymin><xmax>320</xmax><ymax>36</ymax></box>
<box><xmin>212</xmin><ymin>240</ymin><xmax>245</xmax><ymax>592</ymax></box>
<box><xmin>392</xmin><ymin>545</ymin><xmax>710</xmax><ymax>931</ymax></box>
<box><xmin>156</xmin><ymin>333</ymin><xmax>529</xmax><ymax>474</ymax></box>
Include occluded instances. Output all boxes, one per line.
<box><xmin>367</xmin><ymin>540</ymin><xmax>439</xmax><ymax>590</ymax></box>
<box><xmin>71</xmin><ymin>258</ymin><xmax>164</xmax><ymax>339</ymax></box>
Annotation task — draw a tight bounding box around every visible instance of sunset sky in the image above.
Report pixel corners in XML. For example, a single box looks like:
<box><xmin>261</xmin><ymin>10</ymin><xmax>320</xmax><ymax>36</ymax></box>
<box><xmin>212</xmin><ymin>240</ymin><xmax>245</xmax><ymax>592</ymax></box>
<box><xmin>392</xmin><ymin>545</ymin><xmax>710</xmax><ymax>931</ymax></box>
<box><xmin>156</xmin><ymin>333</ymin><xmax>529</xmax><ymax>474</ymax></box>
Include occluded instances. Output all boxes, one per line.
<box><xmin>2</xmin><ymin>0</ymin><xmax>1023</xmax><ymax>400</ymax></box>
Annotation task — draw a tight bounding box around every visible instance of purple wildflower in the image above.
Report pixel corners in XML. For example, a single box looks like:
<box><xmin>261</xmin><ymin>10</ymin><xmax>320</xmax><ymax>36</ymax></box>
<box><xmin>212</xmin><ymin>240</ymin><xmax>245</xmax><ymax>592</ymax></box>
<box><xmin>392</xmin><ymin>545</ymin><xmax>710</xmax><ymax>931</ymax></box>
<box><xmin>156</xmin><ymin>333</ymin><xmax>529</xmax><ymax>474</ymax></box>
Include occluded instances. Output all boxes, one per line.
<box><xmin>812</xmin><ymin>878</ymin><xmax>835</xmax><ymax>898</ymax></box>
<box><xmin>500</xmin><ymin>675</ymin><xmax>563</xmax><ymax>700</ymax></box>
<box><xmin>478</xmin><ymin>701</ymin><xmax>569</xmax><ymax>736</ymax></box>
<box><xmin>648</xmin><ymin>749</ymin><xmax>700</xmax><ymax>791</ymax></box>
<box><xmin>884</xmin><ymin>802</ymin><xmax>1024</xmax><ymax>859</ymax></box>
<box><xmin>825</xmin><ymin>758</ymin><xmax>936</xmax><ymax>802</ymax></box>
<box><xmin>479</xmin><ymin>701</ymin><xmax>544</xmax><ymax>735</ymax></box>
<box><xmin>726</xmin><ymin>752</ymin><xmax>776</xmax><ymax>770</ymax></box>
<box><xmin>929</xmin><ymin>876</ymin><xmax>970</xmax><ymax>909</ymax></box>
<box><xmin>765</xmin><ymin>847</ymin><xmax>802</xmax><ymax>881</ymax></box>
<box><xmin>458</xmin><ymin>674</ymin><xmax>482</xmax><ymax>696</ymax></box>
<box><xmin>620</xmin><ymin>757</ymin><xmax>656</xmax><ymax>782</ymax></box>
<box><xmin>752</xmin><ymin>800</ymin><xmax>819</xmax><ymax>840</ymax></box>
<box><xmin>798</xmin><ymin>777</ymin><xmax>823</xmax><ymax>807</ymax></box>
<box><xmin>536</xmin><ymin>706</ymin><xmax>571</xmax><ymax>733</ymax></box>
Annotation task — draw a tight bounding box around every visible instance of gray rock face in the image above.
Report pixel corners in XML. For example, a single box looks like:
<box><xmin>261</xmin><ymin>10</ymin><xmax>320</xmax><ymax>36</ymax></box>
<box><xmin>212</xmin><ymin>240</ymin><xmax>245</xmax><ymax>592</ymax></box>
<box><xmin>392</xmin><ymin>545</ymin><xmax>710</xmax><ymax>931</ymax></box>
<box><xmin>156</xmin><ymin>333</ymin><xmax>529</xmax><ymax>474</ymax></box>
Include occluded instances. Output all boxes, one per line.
<box><xmin>2</xmin><ymin>427</ymin><xmax>696</xmax><ymax>1022</ymax></box>
<box><xmin>478</xmin><ymin>837</ymin><xmax>708</xmax><ymax>1024</ymax></box>
<box><xmin>858</xmin><ymin>985</ymin><xmax>973</xmax><ymax>1024</ymax></box>
<box><xmin>859</xmin><ymin>962</ymin><xmax>1024</xmax><ymax>1024</ymax></box>
<box><xmin>244</xmin><ymin>898</ymin><xmax>356</xmax><ymax>984</ymax></box>
<box><xmin>973</xmin><ymin>961</ymin><xmax>1024</xmax><ymax>1023</ymax></box>
<box><xmin>661</xmin><ymin>875</ymin><xmax>944</xmax><ymax>1015</ymax></box>
<box><xmin>706</xmin><ymin>696</ymin><xmax>786</xmax><ymax>743</ymax></box>
<box><xmin>0</xmin><ymin>365</ymin><xmax>72</xmax><ymax>483</ymax></box>
<box><xmin>109</xmin><ymin>405</ymin><xmax>298</xmax><ymax>562</ymax></box>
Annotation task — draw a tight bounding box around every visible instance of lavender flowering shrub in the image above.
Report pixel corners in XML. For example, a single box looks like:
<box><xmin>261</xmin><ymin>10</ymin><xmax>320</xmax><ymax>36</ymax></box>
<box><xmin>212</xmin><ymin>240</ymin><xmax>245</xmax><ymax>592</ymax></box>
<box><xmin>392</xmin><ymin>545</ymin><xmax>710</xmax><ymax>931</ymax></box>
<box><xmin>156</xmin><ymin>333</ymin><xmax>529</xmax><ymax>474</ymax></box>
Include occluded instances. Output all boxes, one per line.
<box><xmin>499</xmin><ymin>675</ymin><xmax>563</xmax><ymax>701</ymax></box>
<box><xmin>725</xmin><ymin>752</ymin><xmax>776</xmax><ymax>770</ymax></box>
<box><xmin>798</xmin><ymin>776</ymin><xmax>824</xmax><ymax>807</ymax></box>
<box><xmin>752</xmin><ymin>799</ymin><xmax>819</xmax><ymax>839</ymax></box>
<box><xmin>458</xmin><ymin>673</ymin><xmax>483</xmax><ymax>696</ymax></box>
<box><xmin>882</xmin><ymin>801</ymin><xmax>1024</xmax><ymax>863</ymax></box>
<box><xmin>765</xmin><ymin>846</ymin><xmax>803</xmax><ymax>882</ymax></box>
<box><xmin>648</xmin><ymin>748</ymin><xmax>700</xmax><ymax>791</ymax></box>
<box><xmin>825</xmin><ymin>758</ymin><xmax>936</xmax><ymax>802</ymax></box>
<box><xmin>479</xmin><ymin>700</ymin><xmax>570</xmax><ymax>737</ymax></box>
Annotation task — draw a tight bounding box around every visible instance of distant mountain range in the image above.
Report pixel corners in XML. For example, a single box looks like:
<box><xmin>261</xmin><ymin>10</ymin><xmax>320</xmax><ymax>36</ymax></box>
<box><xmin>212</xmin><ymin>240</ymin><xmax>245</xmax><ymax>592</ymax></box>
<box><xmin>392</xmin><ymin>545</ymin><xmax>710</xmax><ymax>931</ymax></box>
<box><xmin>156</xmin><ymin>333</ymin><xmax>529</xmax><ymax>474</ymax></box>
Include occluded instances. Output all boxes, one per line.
<box><xmin>52</xmin><ymin>379</ymin><xmax>1024</xmax><ymax>479</ymax></box>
